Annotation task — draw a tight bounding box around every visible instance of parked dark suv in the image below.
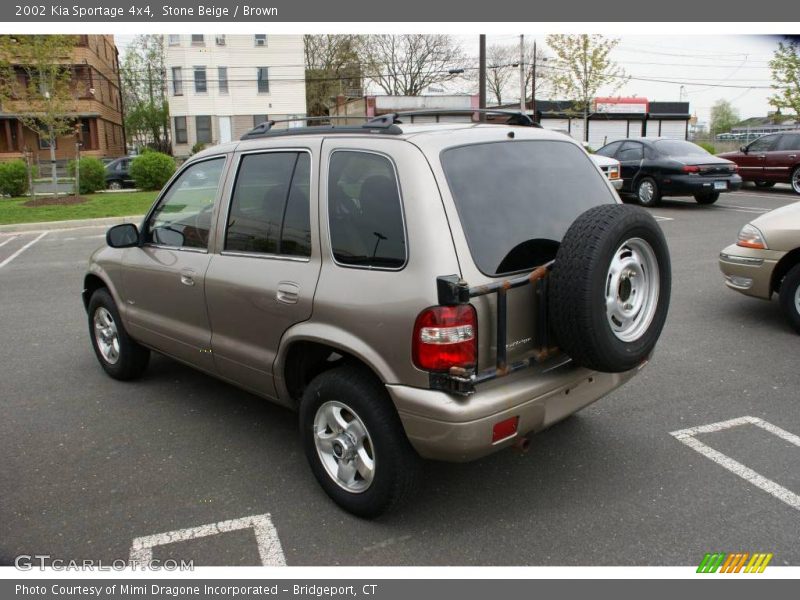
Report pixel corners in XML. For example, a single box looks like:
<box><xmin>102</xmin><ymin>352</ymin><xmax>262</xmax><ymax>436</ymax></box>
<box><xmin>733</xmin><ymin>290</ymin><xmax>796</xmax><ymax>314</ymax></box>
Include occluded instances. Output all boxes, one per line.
<box><xmin>84</xmin><ymin>112</ymin><xmax>672</xmax><ymax>516</ymax></box>
<box><xmin>719</xmin><ymin>131</ymin><xmax>800</xmax><ymax>194</ymax></box>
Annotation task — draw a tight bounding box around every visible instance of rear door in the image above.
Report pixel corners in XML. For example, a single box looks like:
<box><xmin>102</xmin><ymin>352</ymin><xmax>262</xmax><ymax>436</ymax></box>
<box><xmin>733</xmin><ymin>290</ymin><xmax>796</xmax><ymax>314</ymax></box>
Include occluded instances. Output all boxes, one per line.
<box><xmin>204</xmin><ymin>142</ymin><xmax>321</xmax><ymax>400</ymax></box>
<box><xmin>767</xmin><ymin>133</ymin><xmax>800</xmax><ymax>184</ymax></box>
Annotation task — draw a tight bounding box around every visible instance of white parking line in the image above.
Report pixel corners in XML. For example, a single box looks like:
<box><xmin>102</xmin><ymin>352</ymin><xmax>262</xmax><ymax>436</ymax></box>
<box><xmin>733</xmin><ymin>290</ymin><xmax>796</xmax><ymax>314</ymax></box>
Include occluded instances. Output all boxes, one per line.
<box><xmin>0</xmin><ymin>235</ymin><xmax>19</xmax><ymax>248</ymax></box>
<box><xmin>653</xmin><ymin>216</ymin><xmax>674</xmax><ymax>222</ymax></box>
<box><xmin>129</xmin><ymin>513</ymin><xmax>286</xmax><ymax>566</ymax></box>
<box><xmin>0</xmin><ymin>231</ymin><xmax>48</xmax><ymax>270</ymax></box>
<box><xmin>671</xmin><ymin>416</ymin><xmax>800</xmax><ymax>512</ymax></box>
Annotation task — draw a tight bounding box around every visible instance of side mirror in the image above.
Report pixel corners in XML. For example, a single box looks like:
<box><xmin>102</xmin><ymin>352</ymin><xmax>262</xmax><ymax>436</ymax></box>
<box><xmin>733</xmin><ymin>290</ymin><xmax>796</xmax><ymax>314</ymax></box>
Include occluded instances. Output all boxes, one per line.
<box><xmin>106</xmin><ymin>223</ymin><xmax>139</xmax><ymax>248</ymax></box>
<box><xmin>740</xmin><ymin>145</ymin><xmax>748</xmax><ymax>154</ymax></box>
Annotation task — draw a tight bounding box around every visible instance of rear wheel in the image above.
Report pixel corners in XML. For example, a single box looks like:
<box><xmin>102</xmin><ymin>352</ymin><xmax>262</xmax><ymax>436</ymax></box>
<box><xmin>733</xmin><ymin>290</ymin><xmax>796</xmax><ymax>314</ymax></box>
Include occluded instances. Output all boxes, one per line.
<box><xmin>792</xmin><ymin>167</ymin><xmax>800</xmax><ymax>195</ymax></box>
<box><xmin>88</xmin><ymin>288</ymin><xmax>150</xmax><ymax>380</ymax></box>
<box><xmin>754</xmin><ymin>181</ymin><xmax>776</xmax><ymax>188</ymax></box>
<box><xmin>635</xmin><ymin>177</ymin><xmax>661</xmax><ymax>207</ymax></box>
<box><xmin>694</xmin><ymin>191</ymin><xmax>720</xmax><ymax>205</ymax></box>
<box><xmin>107</xmin><ymin>180</ymin><xmax>123</xmax><ymax>190</ymax></box>
<box><xmin>549</xmin><ymin>204</ymin><xmax>671</xmax><ymax>373</ymax></box>
<box><xmin>778</xmin><ymin>264</ymin><xmax>800</xmax><ymax>334</ymax></box>
<box><xmin>299</xmin><ymin>365</ymin><xmax>420</xmax><ymax>518</ymax></box>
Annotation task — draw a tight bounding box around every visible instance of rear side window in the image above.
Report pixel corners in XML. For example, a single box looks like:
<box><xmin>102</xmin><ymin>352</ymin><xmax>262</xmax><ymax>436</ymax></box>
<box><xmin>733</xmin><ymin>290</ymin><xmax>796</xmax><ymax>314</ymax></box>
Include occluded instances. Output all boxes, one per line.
<box><xmin>777</xmin><ymin>134</ymin><xmax>800</xmax><ymax>151</ymax></box>
<box><xmin>225</xmin><ymin>152</ymin><xmax>311</xmax><ymax>257</ymax></box>
<box><xmin>441</xmin><ymin>140</ymin><xmax>615</xmax><ymax>276</ymax></box>
<box><xmin>328</xmin><ymin>151</ymin><xmax>406</xmax><ymax>269</ymax></box>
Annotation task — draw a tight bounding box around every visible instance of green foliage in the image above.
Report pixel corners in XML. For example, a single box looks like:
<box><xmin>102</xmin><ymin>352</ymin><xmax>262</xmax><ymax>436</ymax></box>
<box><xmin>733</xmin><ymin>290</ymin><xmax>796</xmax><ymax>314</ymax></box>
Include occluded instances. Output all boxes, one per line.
<box><xmin>0</xmin><ymin>160</ymin><xmax>30</xmax><ymax>197</ymax></box>
<box><xmin>696</xmin><ymin>142</ymin><xmax>716</xmax><ymax>154</ymax></box>
<box><xmin>304</xmin><ymin>35</ymin><xmax>365</xmax><ymax>116</ymax></box>
<box><xmin>129</xmin><ymin>152</ymin><xmax>175</xmax><ymax>190</ymax></box>
<box><xmin>769</xmin><ymin>39</ymin><xmax>800</xmax><ymax>117</ymax></box>
<box><xmin>190</xmin><ymin>142</ymin><xmax>206</xmax><ymax>155</ymax></box>
<box><xmin>710</xmin><ymin>99</ymin><xmax>740</xmax><ymax>135</ymax></box>
<box><xmin>67</xmin><ymin>157</ymin><xmax>106</xmax><ymax>194</ymax></box>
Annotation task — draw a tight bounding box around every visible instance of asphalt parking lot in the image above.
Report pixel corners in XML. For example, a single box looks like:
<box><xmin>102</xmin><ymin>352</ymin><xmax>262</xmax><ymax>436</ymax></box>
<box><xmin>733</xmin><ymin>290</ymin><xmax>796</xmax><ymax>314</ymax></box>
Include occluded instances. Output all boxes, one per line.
<box><xmin>1</xmin><ymin>186</ymin><xmax>799</xmax><ymax>567</ymax></box>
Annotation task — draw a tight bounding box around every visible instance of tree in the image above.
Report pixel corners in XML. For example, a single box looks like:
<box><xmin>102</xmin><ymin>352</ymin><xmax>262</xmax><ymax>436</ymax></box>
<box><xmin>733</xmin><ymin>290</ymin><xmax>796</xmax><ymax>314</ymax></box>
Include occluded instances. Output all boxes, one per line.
<box><xmin>545</xmin><ymin>34</ymin><xmax>627</xmax><ymax>141</ymax></box>
<box><xmin>0</xmin><ymin>35</ymin><xmax>78</xmax><ymax>186</ymax></box>
<box><xmin>710</xmin><ymin>99</ymin><xmax>740</xmax><ymax>137</ymax></box>
<box><xmin>304</xmin><ymin>35</ymin><xmax>364</xmax><ymax>117</ymax></box>
<box><xmin>361</xmin><ymin>35</ymin><xmax>467</xmax><ymax>96</ymax></box>
<box><xmin>480</xmin><ymin>41</ymin><xmax>550</xmax><ymax>106</ymax></box>
<box><xmin>769</xmin><ymin>38</ymin><xmax>800</xmax><ymax>117</ymax></box>
<box><xmin>120</xmin><ymin>35</ymin><xmax>170</xmax><ymax>153</ymax></box>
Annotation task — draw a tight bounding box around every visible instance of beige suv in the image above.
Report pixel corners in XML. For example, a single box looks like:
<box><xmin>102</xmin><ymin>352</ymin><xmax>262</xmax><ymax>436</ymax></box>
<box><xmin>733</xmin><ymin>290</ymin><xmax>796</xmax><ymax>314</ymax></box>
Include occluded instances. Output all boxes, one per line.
<box><xmin>83</xmin><ymin>111</ymin><xmax>671</xmax><ymax>517</ymax></box>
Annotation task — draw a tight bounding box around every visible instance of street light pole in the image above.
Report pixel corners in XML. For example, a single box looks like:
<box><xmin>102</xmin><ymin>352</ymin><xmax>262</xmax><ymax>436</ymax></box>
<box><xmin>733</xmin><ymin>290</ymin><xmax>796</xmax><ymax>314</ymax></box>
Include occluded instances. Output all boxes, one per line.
<box><xmin>531</xmin><ymin>40</ymin><xmax>537</xmax><ymax>121</ymax></box>
<box><xmin>519</xmin><ymin>35</ymin><xmax>525</xmax><ymax>111</ymax></box>
<box><xmin>479</xmin><ymin>34</ymin><xmax>486</xmax><ymax>120</ymax></box>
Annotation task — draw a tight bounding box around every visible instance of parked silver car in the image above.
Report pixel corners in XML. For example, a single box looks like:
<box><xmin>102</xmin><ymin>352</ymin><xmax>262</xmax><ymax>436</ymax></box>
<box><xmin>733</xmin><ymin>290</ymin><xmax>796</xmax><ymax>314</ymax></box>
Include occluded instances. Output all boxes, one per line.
<box><xmin>83</xmin><ymin>111</ymin><xmax>671</xmax><ymax>516</ymax></box>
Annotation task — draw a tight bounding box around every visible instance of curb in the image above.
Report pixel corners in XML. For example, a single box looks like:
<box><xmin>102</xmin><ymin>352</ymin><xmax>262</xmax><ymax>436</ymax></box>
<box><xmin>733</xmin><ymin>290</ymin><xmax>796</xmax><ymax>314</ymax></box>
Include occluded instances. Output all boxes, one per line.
<box><xmin>0</xmin><ymin>215</ymin><xmax>144</xmax><ymax>234</ymax></box>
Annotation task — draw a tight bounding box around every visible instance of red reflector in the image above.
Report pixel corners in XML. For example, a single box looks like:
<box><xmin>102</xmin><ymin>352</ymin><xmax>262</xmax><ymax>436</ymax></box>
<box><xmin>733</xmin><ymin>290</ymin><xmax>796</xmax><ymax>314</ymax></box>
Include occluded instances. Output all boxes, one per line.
<box><xmin>412</xmin><ymin>305</ymin><xmax>477</xmax><ymax>372</ymax></box>
<box><xmin>492</xmin><ymin>416</ymin><xmax>519</xmax><ymax>443</ymax></box>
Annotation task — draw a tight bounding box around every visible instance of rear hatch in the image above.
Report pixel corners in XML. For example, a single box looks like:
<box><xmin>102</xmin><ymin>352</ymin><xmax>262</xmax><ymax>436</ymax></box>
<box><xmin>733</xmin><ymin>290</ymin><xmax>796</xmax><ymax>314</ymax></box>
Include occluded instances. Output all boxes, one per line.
<box><xmin>438</xmin><ymin>138</ymin><xmax>619</xmax><ymax>371</ymax></box>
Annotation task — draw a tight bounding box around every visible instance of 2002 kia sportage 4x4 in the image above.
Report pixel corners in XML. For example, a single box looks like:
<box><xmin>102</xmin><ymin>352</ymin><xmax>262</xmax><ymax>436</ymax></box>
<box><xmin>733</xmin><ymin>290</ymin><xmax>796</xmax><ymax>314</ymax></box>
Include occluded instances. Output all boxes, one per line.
<box><xmin>83</xmin><ymin>110</ymin><xmax>671</xmax><ymax>517</ymax></box>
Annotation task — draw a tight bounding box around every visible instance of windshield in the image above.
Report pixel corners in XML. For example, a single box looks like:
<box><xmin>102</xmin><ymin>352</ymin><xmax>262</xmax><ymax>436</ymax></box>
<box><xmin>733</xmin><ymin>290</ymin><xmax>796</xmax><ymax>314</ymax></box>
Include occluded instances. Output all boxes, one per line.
<box><xmin>441</xmin><ymin>140</ymin><xmax>617</xmax><ymax>277</ymax></box>
<box><xmin>653</xmin><ymin>140</ymin><xmax>709</xmax><ymax>156</ymax></box>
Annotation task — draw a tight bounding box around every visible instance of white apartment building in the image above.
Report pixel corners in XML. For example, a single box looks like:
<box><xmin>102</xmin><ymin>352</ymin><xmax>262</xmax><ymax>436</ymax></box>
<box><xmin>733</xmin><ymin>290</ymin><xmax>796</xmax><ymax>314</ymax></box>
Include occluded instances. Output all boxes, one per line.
<box><xmin>165</xmin><ymin>34</ymin><xmax>307</xmax><ymax>157</ymax></box>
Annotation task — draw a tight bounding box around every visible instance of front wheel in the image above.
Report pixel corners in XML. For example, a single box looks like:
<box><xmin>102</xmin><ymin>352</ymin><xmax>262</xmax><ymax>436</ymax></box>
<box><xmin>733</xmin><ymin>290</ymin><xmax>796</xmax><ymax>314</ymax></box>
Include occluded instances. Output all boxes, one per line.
<box><xmin>107</xmin><ymin>180</ymin><xmax>123</xmax><ymax>191</ymax></box>
<box><xmin>88</xmin><ymin>288</ymin><xmax>150</xmax><ymax>380</ymax></box>
<box><xmin>636</xmin><ymin>177</ymin><xmax>661</xmax><ymax>207</ymax></box>
<box><xmin>299</xmin><ymin>365</ymin><xmax>420</xmax><ymax>518</ymax></box>
<box><xmin>779</xmin><ymin>264</ymin><xmax>800</xmax><ymax>334</ymax></box>
<box><xmin>694</xmin><ymin>191</ymin><xmax>720</xmax><ymax>205</ymax></box>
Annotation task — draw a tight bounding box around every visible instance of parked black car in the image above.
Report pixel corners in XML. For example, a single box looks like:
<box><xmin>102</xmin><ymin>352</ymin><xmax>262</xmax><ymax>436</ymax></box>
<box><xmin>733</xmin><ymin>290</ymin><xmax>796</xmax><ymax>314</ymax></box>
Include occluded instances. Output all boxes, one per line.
<box><xmin>104</xmin><ymin>157</ymin><xmax>135</xmax><ymax>190</ymax></box>
<box><xmin>594</xmin><ymin>138</ymin><xmax>742</xmax><ymax>206</ymax></box>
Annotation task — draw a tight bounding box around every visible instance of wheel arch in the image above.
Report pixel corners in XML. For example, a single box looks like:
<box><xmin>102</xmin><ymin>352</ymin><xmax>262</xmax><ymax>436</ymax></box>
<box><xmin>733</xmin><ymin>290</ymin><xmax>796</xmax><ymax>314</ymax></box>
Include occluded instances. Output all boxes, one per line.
<box><xmin>771</xmin><ymin>247</ymin><xmax>800</xmax><ymax>295</ymax></box>
<box><xmin>82</xmin><ymin>268</ymin><xmax>124</xmax><ymax>314</ymax></box>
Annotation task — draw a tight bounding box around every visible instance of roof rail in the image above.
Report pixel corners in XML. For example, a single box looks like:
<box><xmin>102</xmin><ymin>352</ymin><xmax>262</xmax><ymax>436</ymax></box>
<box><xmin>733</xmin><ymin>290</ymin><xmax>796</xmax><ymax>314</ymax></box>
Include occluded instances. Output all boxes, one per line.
<box><xmin>240</xmin><ymin>115</ymin><xmax>402</xmax><ymax>140</ymax></box>
<box><xmin>367</xmin><ymin>109</ymin><xmax>542</xmax><ymax>128</ymax></box>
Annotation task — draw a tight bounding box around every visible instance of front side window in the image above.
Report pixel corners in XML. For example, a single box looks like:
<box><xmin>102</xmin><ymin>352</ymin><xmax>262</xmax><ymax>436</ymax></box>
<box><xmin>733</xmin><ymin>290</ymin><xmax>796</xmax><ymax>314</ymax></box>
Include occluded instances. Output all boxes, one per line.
<box><xmin>328</xmin><ymin>151</ymin><xmax>406</xmax><ymax>269</ymax></box>
<box><xmin>617</xmin><ymin>142</ymin><xmax>644</xmax><ymax>161</ymax></box>
<box><xmin>595</xmin><ymin>141</ymin><xmax>622</xmax><ymax>158</ymax></box>
<box><xmin>146</xmin><ymin>157</ymin><xmax>225</xmax><ymax>249</ymax></box>
<box><xmin>218</xmin><ymin>67</ymin><xmax>228</xmax><ymax>94</ymax></box>
<box><xmin>748</xmin><ymin>134</ymin><xmax>778</xmax><ymax>153</ymax></box>
<box><xmin>194</xmin><ymin>67</ymin><xmax>207</xmax><ymax>93</ymax></box>
<box><xmin>171</xmin><ymin>67</ymin><xmax>183</xmax><ymax>95</ymax></box>
<box><xmin>226</xmin><ymin>152</ymin><xmax>311</xmax><ymax>257</ymax></box>
<box><xmin>441</xmin><ymin>140</ymin><xmax>615</xmax><ymax>276</ymax></box>
<box><xmin>195</xmin><ymin>116</ymin><xmax>212</xmax><ymax>144</ymax></box>
<box><xmin>257</xmin><ymin>67</ymin><xmax>269</xmax><ymax>93</ymax></box>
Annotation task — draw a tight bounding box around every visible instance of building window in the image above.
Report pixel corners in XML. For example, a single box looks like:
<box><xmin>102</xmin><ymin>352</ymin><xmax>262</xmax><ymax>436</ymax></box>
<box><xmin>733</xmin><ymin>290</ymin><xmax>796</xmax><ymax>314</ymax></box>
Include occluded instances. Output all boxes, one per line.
<box><xmin>174</xmin><ymin>117</ymin><xmax>188</xmax><ymax>144</ymax></box>
<box><xmin>194</xmin><ymin>67</ymin><xmax>207</xmax><ymax>93</ymax></box>
<box><xmin>215</xmin><ymin>35</ymin><xmax>226</xmax><ymax>46</ymax></box>
<box><xmin>80</xmin><ymin>118</ymin><xmax>96</xmax><ymax>150</ymax></box>
<box><xmin>218</xmin><ymin>67</ymin><xmax>228</xmax><ymax>94</ymax></box>
<box><xmin>196</xmin><ymin>116</ymin><xmax>212</xmax><ymax>144</ymax></box>
<box><xmin>168</xmin><ymin>35</ymin><xmax>181</xmax><ymax>46</ymax></box>
<box><xmin>172</xmin><ymin>67</ymin><xmax>183</xmax><ymax>96</ymax></box>
<box><xmin>257</xmin><ymin>67</ymin><xmax>269</xmax><ymax>94</ymax></box>
<box><xmin>254</xmin><ymin>35</ymin><xmax>267</xmax><ymax>47</ymax></box>
<box><xmin>253</xmin><ymin>115</ymin><xmax>269</xmax><ymax>127</ymax></box>
<box><xmin>39</xmin><ymin>136</ymin><xmax>55</xmax><ymax>150</ymax></box>
<box><xmin>191</xmin><ymin>35</ymin><xmax>205</xmax><ymax>46</ymax></box>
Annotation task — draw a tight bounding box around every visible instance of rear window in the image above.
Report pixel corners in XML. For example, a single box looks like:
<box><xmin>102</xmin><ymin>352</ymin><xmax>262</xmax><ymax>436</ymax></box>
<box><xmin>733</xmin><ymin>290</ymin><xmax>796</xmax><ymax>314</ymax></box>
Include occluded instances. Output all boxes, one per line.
<box><xmin>652</xmin><ymin>140</ymin><xmax>709</xmax><ymax>156</ymax></box>
<box><xmin>441</xmin><ymin>140</ymin><xmax>615</xmax><ymax>276</ymax></box>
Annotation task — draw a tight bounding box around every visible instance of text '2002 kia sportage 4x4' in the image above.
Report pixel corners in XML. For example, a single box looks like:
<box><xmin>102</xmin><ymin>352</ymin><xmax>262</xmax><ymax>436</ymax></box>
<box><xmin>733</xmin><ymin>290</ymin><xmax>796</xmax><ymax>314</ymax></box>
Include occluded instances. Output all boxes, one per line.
<box><xmin>84</xmin><ymin>111</ymin><xmax>671</xmax><ymax>517</ymax></box>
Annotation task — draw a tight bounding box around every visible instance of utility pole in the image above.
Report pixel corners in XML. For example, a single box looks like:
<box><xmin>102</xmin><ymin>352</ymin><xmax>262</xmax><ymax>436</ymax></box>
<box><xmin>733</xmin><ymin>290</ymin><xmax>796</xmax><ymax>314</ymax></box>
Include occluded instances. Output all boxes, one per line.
<box><xmin>531</xmin><ymin>40</ymin><xmax>537</xmax><ymax>121</ymax></box>
<box><xmin>478</xmin><ymin>34</ymin><xmax>486</xmax><ymax>120</ymax></box>
<box><xmin>519</xmin><ymin>35</ymin><xmax>525</xmax><ymax>111</ymax></box>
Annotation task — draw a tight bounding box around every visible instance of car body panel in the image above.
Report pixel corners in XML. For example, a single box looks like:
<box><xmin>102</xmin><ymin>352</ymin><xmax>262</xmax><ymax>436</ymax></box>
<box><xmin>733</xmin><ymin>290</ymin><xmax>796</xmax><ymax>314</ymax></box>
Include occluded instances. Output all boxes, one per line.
<box><xmin>719</xmin><ymin>131</ymin><xmax>800</xmax><ymax>187</ymax></box>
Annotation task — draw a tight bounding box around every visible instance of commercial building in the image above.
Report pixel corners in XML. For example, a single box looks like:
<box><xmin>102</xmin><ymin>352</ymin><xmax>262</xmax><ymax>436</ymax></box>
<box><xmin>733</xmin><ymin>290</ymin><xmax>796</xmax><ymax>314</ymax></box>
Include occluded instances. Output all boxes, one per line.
<box><xmin>165</xmin><ymin>34</ymin><xmax>307</xmax><ymax>157</ymax></box>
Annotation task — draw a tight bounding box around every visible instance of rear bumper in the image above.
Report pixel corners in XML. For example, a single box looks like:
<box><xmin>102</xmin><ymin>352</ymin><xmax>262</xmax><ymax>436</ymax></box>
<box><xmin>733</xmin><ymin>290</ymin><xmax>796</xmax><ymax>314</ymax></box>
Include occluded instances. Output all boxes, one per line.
<box><xmin>663</xmin><ymin>174</ymin><xmax>742</xmax><ymax>195</ymax></box>
<box><xmin>718</xmin><ymin>243</ymin><xmax>781</xmax><ymax>300</ymax></box>
<box><xmin>387</xmin><ymin>362</ymin><xmax>641</xmax><ymax>462</ymax></box>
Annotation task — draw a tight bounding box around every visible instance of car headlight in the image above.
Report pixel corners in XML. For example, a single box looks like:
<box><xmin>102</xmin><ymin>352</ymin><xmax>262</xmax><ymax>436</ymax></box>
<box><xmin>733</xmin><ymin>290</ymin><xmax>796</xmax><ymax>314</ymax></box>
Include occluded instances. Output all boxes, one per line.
<box><xmin>737</xmin><ymin>223</ymin><xmax>768</xmax><ymax>250</ymax></box>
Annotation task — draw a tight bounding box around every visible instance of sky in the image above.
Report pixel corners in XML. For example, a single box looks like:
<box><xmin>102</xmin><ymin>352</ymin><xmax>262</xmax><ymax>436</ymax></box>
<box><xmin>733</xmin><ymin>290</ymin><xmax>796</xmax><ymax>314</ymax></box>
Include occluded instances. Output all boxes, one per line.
<box><xmin>115</xmin><ymin>33</ymin><xmax>785</xmax><ymax>126</ymax></box>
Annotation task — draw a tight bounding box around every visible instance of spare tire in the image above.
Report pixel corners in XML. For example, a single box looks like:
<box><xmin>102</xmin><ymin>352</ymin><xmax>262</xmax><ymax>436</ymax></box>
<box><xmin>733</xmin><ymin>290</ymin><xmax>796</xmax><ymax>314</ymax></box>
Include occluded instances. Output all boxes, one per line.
<box><xmin>548</xmin><ymin>204</ymin><xmax>671</xmax><ymax>373</ymax></box>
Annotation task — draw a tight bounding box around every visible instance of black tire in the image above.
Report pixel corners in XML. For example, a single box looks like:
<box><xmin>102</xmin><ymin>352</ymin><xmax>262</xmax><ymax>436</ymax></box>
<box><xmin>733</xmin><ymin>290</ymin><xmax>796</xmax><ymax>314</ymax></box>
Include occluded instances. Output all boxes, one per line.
<box><xmin>299</xmin><ymin>365</ymin><xmax>420</xmax><ymax>518</ymax></box>
<box><xmin>778</xmin><ymin>264</ymin><xmax>800</xmax><ymax>334</ymax></box>
<box><xmin>792</xmin><ymin>166</ymin><xmax>800</xmax><ymax>195</ymax></box>
<box><xmin>88</xmin><ymin>288</ymin><xmax>150</xmax><ymax>380</ymax></box>
<box><xmin>694</xmin><ymin>191</ymin><xmax>720</xmax><ymax>205</ymax></box>
<box><xmin>548</xmin><ymin>204</ymin><xmax>671</xmax><ymax>373</ymax></box>
<box><xmin>635</xmin><ymin>176</ymin><xmax>661</xmax><ymax>207</ymax></box>
<box><xmin>754</xmin><ymin>181</ymin><xmax>776</xmax><ymax>188</ymax></box>
<box><xmin>107</xmin><ymin>180</ymin><xmax>123</xmax><ymax>191</ymax></box>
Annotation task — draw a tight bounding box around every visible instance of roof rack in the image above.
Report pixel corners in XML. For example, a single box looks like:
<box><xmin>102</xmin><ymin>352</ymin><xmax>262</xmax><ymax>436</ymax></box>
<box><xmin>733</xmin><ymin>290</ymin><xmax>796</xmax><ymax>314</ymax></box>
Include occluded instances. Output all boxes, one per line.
<box><xmin>239</xmin><ymin>108</ymin><xmax>541</xmax><ymax>140</ymax></box>
<box><xmin>367</xmin><ymin>109</ymin><xmax>542</xmax><ymax>128</ymax></box>
<box><xmin>240</xmin><ymin>115</ymin><xmax>402</xmax><ymax>140</ymax></box>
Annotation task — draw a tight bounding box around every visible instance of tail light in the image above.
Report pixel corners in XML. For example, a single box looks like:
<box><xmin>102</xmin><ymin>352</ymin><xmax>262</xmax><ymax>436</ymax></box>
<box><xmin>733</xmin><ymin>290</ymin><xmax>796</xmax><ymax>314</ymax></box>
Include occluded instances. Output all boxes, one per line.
<box><xmin>682</xmin><ymin>165</ymin><xmax>700</xmax><ymax>173</ymax></box>
<box><xmin>731</xmin><ymin>164</ymin><xmax>739</xmax><ymax>172</ymax></box>
<box><xmin>413</xmin><ymin>305</ymin><xmax>477</xmax><ymax>372</ymax></box>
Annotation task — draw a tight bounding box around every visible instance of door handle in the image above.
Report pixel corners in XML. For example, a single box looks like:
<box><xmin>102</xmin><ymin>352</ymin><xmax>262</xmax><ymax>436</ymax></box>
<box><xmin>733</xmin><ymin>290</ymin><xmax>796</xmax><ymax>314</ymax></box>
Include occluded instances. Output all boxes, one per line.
<box><xmin>180</xmin><ymin>268</ymin><xmax>195</xmax><ymax>287</ymax></box>
<box><xmin>789</xmin><ymin>154</ymin><xmax>797</xmax><ymax>159</ymax></box>
<box><xmin>276</xmin><ymin>282</ymin><xmax>299</xmax><ymax>304</ymax></box>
